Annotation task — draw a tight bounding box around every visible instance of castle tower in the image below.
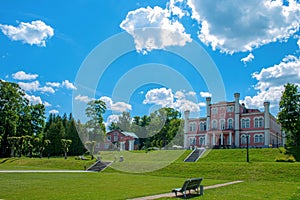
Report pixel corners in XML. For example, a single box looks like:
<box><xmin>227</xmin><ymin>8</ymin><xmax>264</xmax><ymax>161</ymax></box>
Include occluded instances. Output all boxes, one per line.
<box><xmin>206</xmin><ymin>97</ymin><xmax>211</xmax><ymax>131</ymax></box>
<box><xmin>234</xmin><ymin>93</ymin><xmax>240</xmax><ymax>147</ymax></box>
<box><xmin>183</xmin><ymin>110</ymin><xmax>190</xmax><ymax>149</ymax></box>
<box><xmin>264</xmin><ymin>102</ymin><xmax>270</xmax><ymax>146</ymax></box>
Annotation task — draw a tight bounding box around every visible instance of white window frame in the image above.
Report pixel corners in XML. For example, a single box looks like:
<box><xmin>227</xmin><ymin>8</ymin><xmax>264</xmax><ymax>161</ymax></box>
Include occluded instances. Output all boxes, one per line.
<box><xmin>259</xmin><ymin>118</ymin><xmax>263</xmax><ymax>127</ymax></box>
<box><xmin>254</xmin><ymin>117</ymin><xmax>264</xmax><ymax>128</ymax></box>
<box><xmin>212</xmin><ymin>108</ymin><xmax>218</xmax><ymax>115</ymax></box>
<box><xmin>254</xmin><ymin>134</ymin><xmax>264</xmax><ymax>143</ymax></box>
<box><xmin>220</xmin><ymin>119</ymin><xmax>225</xmax><ymax>130</ymax></box>
<box><xmin>200</xmin><ymin>122</ymin><xmax>206</xmax><ymax>131</ymax></box>
<box><xmin>189</xmin><ymin>122</ymin><xmax>196</xmax><ymax>132</ymax></box>
<box><xmin>114</xmin><ymin>132</ymin><xmax>118</xmax><ymax>142</ymax></box>
<box><xmin>190</xmin><ymin>137</ymin><xmax>196</xmax><ymax>145</ymax></box>
<box><xmin>241</xmin><ymin>134</ymin><xmax>250</xmax><ymax>144</ymax></box>
<box><xmin>227</xmin><ymin>118</ymin><xmax>233</xmax><ymax>129</ymax></box>
<box><xmin>241</xmin><ymin>118</ymin><xmax>250</xmax><ymax>128</ymax></box>
<box><xmin>199</xmin><ymin>136</ymin><xmax>205</xmax><ymax>146</ymax></box>
<box><xmin>212</xmin><ymin>120</ymin><xmax>218</xmax><ymax>129</ymax></box>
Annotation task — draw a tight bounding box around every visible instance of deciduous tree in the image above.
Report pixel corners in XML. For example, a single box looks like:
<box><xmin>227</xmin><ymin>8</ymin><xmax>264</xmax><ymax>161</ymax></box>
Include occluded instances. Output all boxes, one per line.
<box><xmin>278</xmin><ymin>83</ymin><xmax>300</xmax><ymax>147</ymax></box>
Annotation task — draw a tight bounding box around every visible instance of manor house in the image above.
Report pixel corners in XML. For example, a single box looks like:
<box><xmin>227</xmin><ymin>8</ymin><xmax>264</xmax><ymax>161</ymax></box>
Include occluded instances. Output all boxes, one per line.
<box><xmin>184</xmin><ymin>93</ymin><xmax>283</xmax><ymax>149</ymax></box>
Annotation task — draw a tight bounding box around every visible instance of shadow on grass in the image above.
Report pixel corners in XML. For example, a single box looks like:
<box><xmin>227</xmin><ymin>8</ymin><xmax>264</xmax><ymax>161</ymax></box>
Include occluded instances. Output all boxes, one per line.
<box><xmin>0</xmin><ymin>158</ymin><xmax>18</xmax><ymax>164</ymax></box>
<box><xmin>174</xmin><ymin>193</ymin><xmax>202</xmax><ymax>199</ymax></box>
<box><xmin>286</xmin><ymin>147</ymin><xmax>300</xmax><ymax>161</ymax></box>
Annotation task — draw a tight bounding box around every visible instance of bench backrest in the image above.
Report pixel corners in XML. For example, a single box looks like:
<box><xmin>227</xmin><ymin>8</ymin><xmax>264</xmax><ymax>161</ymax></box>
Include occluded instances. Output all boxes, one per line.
<box><xmin>182</xmin><ymin>178</ymin><xmax>203</xmax><ymax>191</ymax></box>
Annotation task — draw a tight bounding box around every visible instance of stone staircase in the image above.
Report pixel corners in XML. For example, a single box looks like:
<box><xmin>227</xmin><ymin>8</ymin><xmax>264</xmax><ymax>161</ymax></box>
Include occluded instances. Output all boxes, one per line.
<box><xmin>184</xmin><ymin>148</ymin><xmax>205</xmax><ymax>162</ymax></box>
<box><xmin>87</xmin><ymin>161</ymin><xmax>112</xmax><ymax>172</ymax></box>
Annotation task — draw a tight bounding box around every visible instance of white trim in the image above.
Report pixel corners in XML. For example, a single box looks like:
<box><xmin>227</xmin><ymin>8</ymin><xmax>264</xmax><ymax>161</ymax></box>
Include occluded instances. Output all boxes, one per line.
<box><xmin>227</xmin><ymin>118</ymin><xmax>233</xmax><ymax>129</ymax></box>
<box><xmin>241</xmin><ymin>118</ymin><xmax>251</xmax><ymax>128</ymax></box>
<box><xmin>212</xmin><ymin>119</ymin><xmax>218</xmax><ymax>129</ymax></box>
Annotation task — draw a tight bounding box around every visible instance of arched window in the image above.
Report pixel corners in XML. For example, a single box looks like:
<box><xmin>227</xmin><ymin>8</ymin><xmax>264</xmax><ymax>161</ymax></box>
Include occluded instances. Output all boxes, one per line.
<box><xmin>241</xmin><ymin>118</ymin><xmax>250</xmax><ymax>128</ymax></box>
<box><xmin>228</xmin><ymin>118</ymin><xmax>233</xmax><ymax>129</ymax></box>
<box><xmin>259</xmin><ymin>118</ymin><xmax>263</xmax><ymax>127</ymax></box>
<box><xmin>241</xmin><ymin>134</ymin><xmax>250</xmax><ymax>144</ymax></box>
<box><xmin>254</xmin><ymin>118</ymin><xmax>259</xmax><ymax>128</ymax></box>
<box><xmin>220</xmin><ymin>119</ymin><xmax>225</xmax><ymax>130</ymax></box>
<box><xmin>189</xmin><ymin>122</ymin><xmax>196</xmax><ymax>132</ymax></box>
<box><xmin>190</xmin><ymin>137</ymin><xmax>196</xmax><ymax>145</ymax></box>
<box><xmin>199</xmin><ymin>136</ymin><xmax>205</xmax><ymax>146</ymax></box>
<box><xmin>254</xmin><ymin>117</ymin><xmax>264</xmax><ymax>128</ymax></box>
<box><xmin>200</xmin><ymin>122</ymin><xmax>206</xmax><ymax>131</ymax></box>
<box><xmin>254</xmin><ymin>134</ymin><xmax>264</xmax><ymax>143</ymax></box>
<box><xmin>212</xmin><ymin>120</ymin><xmax>217</xmax><ymax>129</ymax></box>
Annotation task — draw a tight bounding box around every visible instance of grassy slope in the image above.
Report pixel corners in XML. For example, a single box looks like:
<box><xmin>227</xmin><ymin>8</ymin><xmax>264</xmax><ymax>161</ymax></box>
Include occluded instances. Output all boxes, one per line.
<box><xmin>0</xmin><ymin>149</ymin><xmax>300</xmax><ymax>199</ymax></box>
<box><xmin>148</xmin><ymin>148</ymin><xmax>300</xmax><ymax>182</ymax></box>
<box><xmin>0</xmin><ymin>156</ymin><xmax>95</xmax><ymax>170</ymax></box>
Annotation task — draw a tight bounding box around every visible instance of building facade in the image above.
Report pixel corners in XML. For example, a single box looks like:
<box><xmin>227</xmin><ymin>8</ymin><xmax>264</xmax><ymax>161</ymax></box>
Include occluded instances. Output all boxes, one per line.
<box><xmin>184</xmin><ymin>93</ymin><xmax>283</xmax><ymax>149</ymax></box>
<box><xmin>100</xmin><ymin>130</ymin><xmax>139</xmax><ymax>151</ymax></box>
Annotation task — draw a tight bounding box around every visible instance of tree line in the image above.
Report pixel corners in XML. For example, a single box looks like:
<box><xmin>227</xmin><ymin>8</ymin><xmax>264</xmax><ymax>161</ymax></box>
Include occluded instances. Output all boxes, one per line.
<box><xmin>1</xmin><ymin>79</ymin><xmax>298</xmax><ymax>159</ymax></box>
<box><xmin>0</xmin><ymin>80</ymin><xmax>184</xmax><ymax>159</ymax></box>
<box><xmin>108</xmin><ymin>108</ymin><xmax>184</xmax><ymax>149</ymax></box>
<box><xmin>0</xmin><ymin>80</ymin><xmax>85</xmax><ymax>158</ymax></box>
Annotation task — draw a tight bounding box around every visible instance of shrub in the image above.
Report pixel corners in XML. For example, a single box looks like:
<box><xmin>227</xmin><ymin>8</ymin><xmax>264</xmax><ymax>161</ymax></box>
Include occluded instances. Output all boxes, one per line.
<box><xmin>275</xmin><ymin>155</ymin><xmax>296</xmax><ymax>162</ymax></box>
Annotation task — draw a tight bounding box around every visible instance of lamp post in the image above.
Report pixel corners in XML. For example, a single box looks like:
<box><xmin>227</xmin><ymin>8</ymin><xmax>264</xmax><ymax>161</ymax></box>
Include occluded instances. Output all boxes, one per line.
<box><xmin>246</xmin><ymin>133</ymin><xmax>249</xmax><ymax>162</ymax></box>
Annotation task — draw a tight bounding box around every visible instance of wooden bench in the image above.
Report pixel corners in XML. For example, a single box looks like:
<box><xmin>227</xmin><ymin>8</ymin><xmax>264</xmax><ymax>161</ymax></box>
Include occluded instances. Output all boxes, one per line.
<box><xmin>172</xmin><ymin>178</ymin><xmax>204</xmax><ymax>198</ymax></box>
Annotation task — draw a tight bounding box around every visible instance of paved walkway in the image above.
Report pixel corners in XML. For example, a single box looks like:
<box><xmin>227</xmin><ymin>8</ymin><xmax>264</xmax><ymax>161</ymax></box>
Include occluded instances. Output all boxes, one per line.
<box><xmin>129</xmin><ymin>180</ymin><xmax>244</xmax><ymax>200</ymax></box>
<box><xmin>0</xmin><ymin>170</ymin><xmax>91</xmax><ymax>173</ymax></box>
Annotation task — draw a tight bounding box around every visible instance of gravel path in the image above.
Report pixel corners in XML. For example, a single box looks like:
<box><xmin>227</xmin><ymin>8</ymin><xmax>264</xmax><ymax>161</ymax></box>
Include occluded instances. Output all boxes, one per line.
<box><xmin>128</xmin><ymin>180</ymin><xmax>244</xmax><ymax>200</ymax></box>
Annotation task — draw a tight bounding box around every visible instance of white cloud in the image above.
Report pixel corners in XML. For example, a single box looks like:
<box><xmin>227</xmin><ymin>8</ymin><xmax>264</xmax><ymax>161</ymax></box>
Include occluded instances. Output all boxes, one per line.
<box><xmin>200</xmin><ymin>92</ymin><xmax>212</xmax><ymax>98</ymax></box>
<box><xmin>99</xmin><ymin>96</ymin><xmax>132</xmax><ymax>113</ymax></box>
<box><xmin>44</xmin><ymin>101</ymin><xmax>52</xmax><ymax>107</ymax></box>
<box><xmin>105</xmin><ymin>114</ymin><xmax>121</xmax><ymax>129</ymax></box>
<box><xmin>168</xmin><ymin>0</ymin><xmax>187</xmax><ymax>18</ymax></box>
<box><xmin>189</xmin><ymin>0</ymin><xmax>300</xmax><ymax>53</ymax></box>
<box><xmin>242</xmin><ymin>55</ymin><xmax>300</xmax><ymax>109</ymax></box>
<box><xmin>75</xmin><ymin>95</ymin><xmax>94</xmax><ymax>103</ymax></box>
<box><xmin>187</xmin><ymin>91</ymin><xmax>196</xmax><ymax>96</ymax></box>
<box><xmin>143</xmin><ymin>88</ymin><xmax>174</xmax><ymax>107</ymax></box>
<box><xmin>12</xmin><ymin>71</ymin><xmax>38</xmax><ymax>80</ymax></box>
<box><xmin>38</xmin><ymin>86</ymin><xmax>55</xmax><ymax>94</ymax></box>
<box><xmin>49</xmin><ymin>109</ymin><xmax>59</xmax><ymax>114</ymax></box>
<box><xmin>62</xmin><ymin>80</ymin><xmax>77</xmax><ymax>90</ymax></box>
<box><xmin>122</xmin><ymin>1</ymin><xmax>300</xmax><ymax>53</ymax></box>
<box><xmin>120</xmin><ymin>6</ymin><xmax>191</xmax><ymax>54</ymax></box>
<box><xmin>252</xmin><ymin>55</ymin><xmax>300</xmax><ymax>91</ymax></box>
<box><xmin>143</xmin><ymin>87</ymin><xmax>200</xmax><ymax>112</ymax></box>
<box><xmin>18</xmin><ymin>81</ymin><xmax>40</xmax><ymax>91</ymax></box>
<box><xmin>25</xmin><ymin>94</ymin><xmax>42</xmax><ymax>105</ymax></box>
<box><xmin>242</xmin><ymin>86</ymin><xmax>284</xmax><ymax>109</ymax></box>
<box><xmin>241</xmin><ymin>53</ymin><xmax>255</xmax><ymax>64</ymax></box>
<box><xmin>173</xmin><ymin>98</ymin><xmax>200</xmax><ymax>112</ymax></box>
<box><xmin>18</xmin><ymin>80</ymin><xmax>55</xmax><ymax>94</ymax></box>
<box><xmin>297</xmin><ymin>38</ymin><xmax>300</xmax><ymax>49</ymax></box>
<box><xmin>0</xmin><ymin>20</ymin><xmax>54</xmax><ymax>47</ymax></box>
<box><xmin>174</xmin><ymin>91</ymin><xmax>185</xmax><ymax>99</ymax></box>
<box><xmin>111</xmin><ymin>102</ymin><xmax>132</xmax><ymax>113</ymax></box>
<box><xmin>46</xmin><ymin>82</ymin><xmax>60</xmax><ymax>87</ymax></box>
<box><xmin>198</xmin><ymin>102</ymin><xmax>206</xmax><ymax>107</ymax></box>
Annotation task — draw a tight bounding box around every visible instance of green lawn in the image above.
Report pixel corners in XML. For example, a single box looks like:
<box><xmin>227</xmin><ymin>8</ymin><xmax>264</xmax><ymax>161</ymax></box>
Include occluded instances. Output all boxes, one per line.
<box><xmin>0</xmin><ymin>156</ymin><xmax>95</xmax><ymax>170</ymax></box>
<box><xmin>0</xmin><ymin>149</ymin><xmax>299</xmax><ymax>199</ymax></box>
<box><xmin>0</xmin><ymin>172</ymin><xmax>223</xmax><ymax>200</ymax></box>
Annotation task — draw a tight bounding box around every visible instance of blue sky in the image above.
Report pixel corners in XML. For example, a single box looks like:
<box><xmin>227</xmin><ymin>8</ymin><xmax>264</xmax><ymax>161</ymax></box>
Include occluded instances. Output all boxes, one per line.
<box><xmin>0</xmin><ymin>0</ymin><xmax>299</xmax><ymax>126</ymax></box>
